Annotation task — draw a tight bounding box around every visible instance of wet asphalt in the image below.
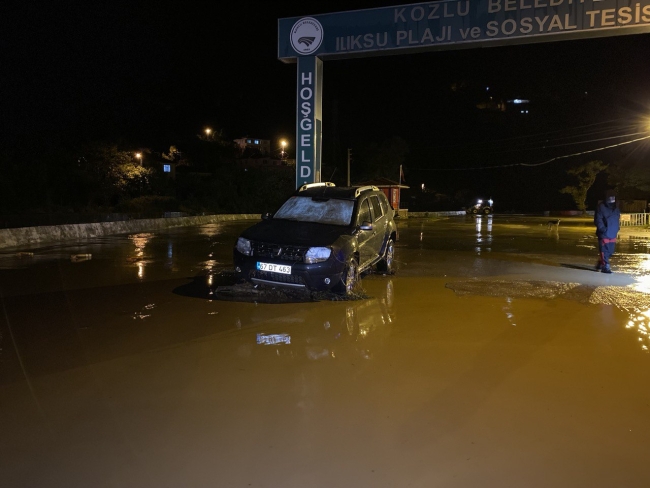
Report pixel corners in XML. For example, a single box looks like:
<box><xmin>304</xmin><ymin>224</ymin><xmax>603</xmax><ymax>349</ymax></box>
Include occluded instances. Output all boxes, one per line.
<box><xmin>1</xmin><ymin>215</ymin><xmax>649</xmax><ymax>487</ymax></box>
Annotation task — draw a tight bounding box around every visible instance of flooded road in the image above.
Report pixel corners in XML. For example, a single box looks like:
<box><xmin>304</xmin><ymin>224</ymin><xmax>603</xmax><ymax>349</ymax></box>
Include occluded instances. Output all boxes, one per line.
<box><xmin>1</xmin><ymin>216</ymin><xmax>649</xmax><ymax>487</ymax></box>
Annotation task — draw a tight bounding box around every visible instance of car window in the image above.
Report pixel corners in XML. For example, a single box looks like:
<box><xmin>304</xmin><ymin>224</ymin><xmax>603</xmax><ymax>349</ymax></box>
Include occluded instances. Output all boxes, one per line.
<box><xmin>370</xmin><ymin>196</ymin><xmax>383</xmax><ymax>221</ymax></box>
<box><xmin>274</xmin><ymin>196</ymin><xmax>354</xmax><ymax>225</ymax></box>
<box><xmin>379</xmin><ymin>192</ymin><xmax>392</xmax><ymax>213</ymax></box>
<box><xmin>357</xmin><ymin>199</ymin><xmax>372</xmax><ymax>225</ymax></box>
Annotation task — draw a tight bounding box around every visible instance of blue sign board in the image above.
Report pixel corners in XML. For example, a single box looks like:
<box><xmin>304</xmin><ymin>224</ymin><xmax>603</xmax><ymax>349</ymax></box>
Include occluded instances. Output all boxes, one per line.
<box><xmin>280</xmin><ymin>1</ymin><xmax>650</xmax><ymax>188</ymax></box>
<box><xmin>279</xmin><ymin>0</ymin><xmax>650</xmax><ymax>61</ymax></box>
<box><xmin>295</xmin><ymin>56</ymin><xmax>323</xmax><ymax>188</ymax></box>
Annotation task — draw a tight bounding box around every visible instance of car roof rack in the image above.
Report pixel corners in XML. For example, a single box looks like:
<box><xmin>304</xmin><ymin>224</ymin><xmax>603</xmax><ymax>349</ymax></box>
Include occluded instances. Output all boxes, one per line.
<box><xmin>298</xmin><ymin>182</ymin><xmax>336</xmax><ymax>192</ymax></box>
<box><xmin>354</xmin><ymin>185</ymin><xmax>379</xmax><ymax>197</ymax></box>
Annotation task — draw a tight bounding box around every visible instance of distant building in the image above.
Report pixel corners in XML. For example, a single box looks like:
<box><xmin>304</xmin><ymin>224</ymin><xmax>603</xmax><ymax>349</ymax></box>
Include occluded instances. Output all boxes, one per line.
<box><xmin>356</xmin><ymin>177</ymin><xmax>410</xmax><ymax>212</ymax></box>
<box><xmin>234</xmin><ymin>137</ymin><xmax>271</xmax><ymax>156</ymax></box>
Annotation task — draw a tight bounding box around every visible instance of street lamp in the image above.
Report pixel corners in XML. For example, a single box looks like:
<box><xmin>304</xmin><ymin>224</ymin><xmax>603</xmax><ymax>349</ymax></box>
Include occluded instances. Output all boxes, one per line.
<box><xmin>135</xmin><ymin>152</ymin><xmax>142</xmax><ymax>166</ymax></box>
<box><xmin>205</xmin><ymin>128</ymin><xmax>212</xmax><ymax>138</ymax></box>
<box><xmin>280</xmin><ymin>140</ymin><xmax>287</xmax><ymax>160</ymax></box>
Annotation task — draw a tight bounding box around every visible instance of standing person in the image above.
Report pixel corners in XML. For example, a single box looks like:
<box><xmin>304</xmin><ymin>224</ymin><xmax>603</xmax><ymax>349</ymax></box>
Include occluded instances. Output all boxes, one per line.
<box><xmin>594</xmin><ymin>189</ymin><xmax>620</xmax><ymax>273</ymax></box>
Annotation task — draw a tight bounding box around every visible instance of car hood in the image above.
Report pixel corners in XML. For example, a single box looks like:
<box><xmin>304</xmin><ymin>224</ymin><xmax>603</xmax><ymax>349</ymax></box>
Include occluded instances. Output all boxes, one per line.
<box><xmin>240</xmin><ymin>219</ymin><xmax>351</xmax><ymax>247</ymax></box>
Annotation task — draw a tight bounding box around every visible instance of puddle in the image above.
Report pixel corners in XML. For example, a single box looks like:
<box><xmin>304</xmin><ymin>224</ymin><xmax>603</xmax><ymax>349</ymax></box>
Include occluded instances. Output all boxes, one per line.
<box><xmin>446</xmin><ymin>279</ymin><xmax>580</xmax><ymax>299</ymax></box>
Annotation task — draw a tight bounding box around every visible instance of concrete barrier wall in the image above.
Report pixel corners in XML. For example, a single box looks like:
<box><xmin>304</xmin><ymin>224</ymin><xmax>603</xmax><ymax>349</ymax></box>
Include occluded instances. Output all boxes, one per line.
<box><xmin>0</xmin><ymin>214</ymin><xmax>260</xmax><ymax>250</ymax></box>
<box><xmin>405</xmin><ymin>211</ymin><xmax>467</xmax><ymax>218</ymax></box>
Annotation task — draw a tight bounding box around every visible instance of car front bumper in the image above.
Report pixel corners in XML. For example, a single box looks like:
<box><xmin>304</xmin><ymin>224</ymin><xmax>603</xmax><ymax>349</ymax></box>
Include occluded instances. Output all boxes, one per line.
<box><xmin>233</xmin><ymin>250</ymin><xmax>346</xmax><ymax>292</ymax></box>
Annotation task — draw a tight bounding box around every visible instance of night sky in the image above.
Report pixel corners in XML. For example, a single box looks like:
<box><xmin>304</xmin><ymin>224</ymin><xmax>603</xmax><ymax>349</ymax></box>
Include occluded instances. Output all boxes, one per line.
<box><xmin>4</xmin><ymin>1</ymin><xmax>650</xmax><ymax>210</ymax></box>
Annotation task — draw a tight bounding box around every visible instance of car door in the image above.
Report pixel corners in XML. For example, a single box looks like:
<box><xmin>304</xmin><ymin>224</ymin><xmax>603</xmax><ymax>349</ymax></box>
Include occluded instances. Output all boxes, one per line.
<box><xmin>369</xmin><ymin>195</ymin><xmax>388</xmax><ymax>262</ymax></box>
<box><xmin>355</xmin><ymin>198</ymin><xmax>375</xmax><ymax>269</ymax></box>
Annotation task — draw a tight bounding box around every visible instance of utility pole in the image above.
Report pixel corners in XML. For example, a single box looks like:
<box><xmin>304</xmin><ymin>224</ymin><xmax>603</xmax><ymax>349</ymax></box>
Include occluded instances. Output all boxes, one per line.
<box><xmin>347</xmin><ymin>148</ymin><xmax>351</xmax><ymax>187</ymax></box>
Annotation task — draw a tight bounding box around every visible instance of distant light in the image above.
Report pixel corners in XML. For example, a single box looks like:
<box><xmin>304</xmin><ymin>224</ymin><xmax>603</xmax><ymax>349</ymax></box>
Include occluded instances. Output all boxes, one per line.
<box><xmin>205</xmin><ymin>128</ymin><xmax>212</xmax><ymax>135</ymax></box>
<box><xmin>509</xmin><ymin>99</ymin><xmax>530</xmax><ymax>104</ymax></box>
<box><xmin>254</xmin><ymin>140</ymin><xmax>260</xmax><ymax>144</ymax></box>
<box><xmin>421</xmin><ymin>183</ymin><xmax>425</xmax><ymax>191</ymax></box>
<box><xmin>486</xmin><ymin>87</ymin><xmax>490</xmax><ymax>91</ymax></box>
<box><xmin>281</xmin><ymin>140</ymin><xmax>287</xmax><ymax>148</ymax></box>
<box><xmin>135</xmin><ymin>152</ymin><xmax>142</xmax><ymax>159</ymax></box>
<box><xmin>163</xmin><ymin>164</ymin><xmax>171</xmax><ymax>173</ymax></box>
<box><xmin>477</xmin><ymin>199</ymin><xmax>483</xmax><ymax>204</ymax></box>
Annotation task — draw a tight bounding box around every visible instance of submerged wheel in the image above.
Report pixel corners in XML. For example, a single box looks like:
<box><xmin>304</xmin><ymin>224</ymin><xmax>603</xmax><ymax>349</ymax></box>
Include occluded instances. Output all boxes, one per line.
<box><xmin>337</xmin><ymin>257</ymin><xmax>359</xmax><ymax>296</ymax></box>
<box><xmin>483</xmin><ymin>207</ymin><xmax>491</xmax><ymax>215</ymax></box>
<box><xmin>377</xmin><ymin>238</ymin><xmax>395</xmax><ymax>274</ymax></box>
<box><xmin>471</xmin><ymin>207</ymin><xmax>479</xmax><ymax>214</ymax></box>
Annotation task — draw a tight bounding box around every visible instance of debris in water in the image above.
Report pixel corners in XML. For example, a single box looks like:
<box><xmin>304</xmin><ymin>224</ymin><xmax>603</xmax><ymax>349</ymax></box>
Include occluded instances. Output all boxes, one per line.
<box><xmin>71</xmin><ymin>254</ymin><xmax>92</xmax><ymax>262</ymax></box>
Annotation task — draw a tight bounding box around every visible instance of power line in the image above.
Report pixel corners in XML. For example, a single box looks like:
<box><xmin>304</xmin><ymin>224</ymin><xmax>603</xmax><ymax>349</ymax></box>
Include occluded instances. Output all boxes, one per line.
<box><xmin>414</xmin><ymin>134</ymin><xmax>650</xmax><ymax>171</ymax></box>
<box><xmin>429</xmin><ymin>117</ymin><xmax>631</xmax><ymax>150</ymax></box>
<box><xmin>481</xmin><ymin>130</ymin><xmax>649</xmax><ymax>156</ymax></box>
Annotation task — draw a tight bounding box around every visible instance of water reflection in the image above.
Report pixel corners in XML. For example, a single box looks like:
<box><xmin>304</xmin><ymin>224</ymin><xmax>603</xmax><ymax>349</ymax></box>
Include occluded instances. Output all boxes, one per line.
<box><xmin>626</xmin><ymin>309</ymin><xmax>650</xmax><ymax>353</ymax></box>
<box><xmin>502</xmin><ymin>297</ymin><xmax>517</xmax><ymax>327</ymax></box>
<box><xmin>165</xmin><ymin>240</ymin><xmax>176</xmax><ymax>271</ymax></box>
<box><xmin>129</xmin><ymin>233</ymin><xmax>153</xmax><ymax>280</ymax></box>
<box><xmin>590</xmin><ymin>283</ymin><xmax>650</xmax><ymax>354</ymax></box>
<box><xmin>474</xmin><ymin>216</ymin><xmax>493</xmax><ymax>253</ymax></box>
<box><xmin>202</xmin><ymin>259</ymin><xmax>221</xmax><ymax>287</ymax></box>
<box><xmin>199</xmin><ymin>223</ymin><xmax>224</xmax><ymax>238</ymax></box>
<box><xmin>237</xmin><ymin>280</ymin><xmax>395</xmax><ymax>361</ymax></box>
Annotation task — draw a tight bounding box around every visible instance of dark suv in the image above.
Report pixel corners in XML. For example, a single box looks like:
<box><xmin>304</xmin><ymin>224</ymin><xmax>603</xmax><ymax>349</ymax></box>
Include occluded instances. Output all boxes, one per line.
<box><xmin>233</xmin><ymin>183</ymin><xmax>397</xmax><ymax>295</ymax></box>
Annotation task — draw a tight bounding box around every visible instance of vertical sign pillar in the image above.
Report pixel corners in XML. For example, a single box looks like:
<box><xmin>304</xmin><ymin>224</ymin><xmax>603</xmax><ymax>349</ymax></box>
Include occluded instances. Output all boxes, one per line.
<box><xmin>296</xmin><ymin>56</ymin><xmax>323</xmax><ymax>189</ymax></box>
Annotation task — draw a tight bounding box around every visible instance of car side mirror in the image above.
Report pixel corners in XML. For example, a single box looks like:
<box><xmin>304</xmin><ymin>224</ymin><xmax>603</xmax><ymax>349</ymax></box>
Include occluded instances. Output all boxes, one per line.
<box><xmin>262</xmin><ymin>212</ymin><xmax>273</xmax><ymax>220</ymax></box>
<box><xmin>359</xmin><ymin>221</ymin><xmax>373</xmax><ymax>231</ymax></box>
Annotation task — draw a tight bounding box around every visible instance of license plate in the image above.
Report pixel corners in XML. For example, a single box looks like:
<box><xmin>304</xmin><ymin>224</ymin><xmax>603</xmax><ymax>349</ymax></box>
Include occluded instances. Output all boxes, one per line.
<box><xmin>257</xmin><ymin>262</ymin><xmax>291</xmax><ymax>274</ymax></box>
<box><xmin>257</xmin><ymin>333</ymin><xmax>291</xmax><ymax>345</ymax></box>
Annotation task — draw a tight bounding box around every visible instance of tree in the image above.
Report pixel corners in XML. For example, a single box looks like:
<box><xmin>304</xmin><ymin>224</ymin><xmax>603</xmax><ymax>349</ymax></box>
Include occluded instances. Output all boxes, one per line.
<box><xmin>607</xmin><ymin>156</ymin><xmax>650</xmax><ymax>198</ymax></box>
<box><xmin>560</xmin><ymin>160</ymin><xmax>608</xmax><ymax>213</ymax></box>
<box><xmin>78</xmin><ymin>143</ymin><xmax>154</xmax><ymax>206</ymax></box>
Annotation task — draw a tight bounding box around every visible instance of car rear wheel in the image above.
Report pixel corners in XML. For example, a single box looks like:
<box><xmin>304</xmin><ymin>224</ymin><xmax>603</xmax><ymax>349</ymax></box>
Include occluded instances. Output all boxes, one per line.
<box><xmin>377</xmin><ymin>238</ymin><xmax>394</xmax><ymax>274</ymax></box>
<box><xmin>483</xmin><ymin>207</ymin><xmax>491</xmax><ymax>215</ymax></box>
<box><xmin>471</xmin><ymin>207</ymin><xmax>478</xmax><ymax>214</ymax></box>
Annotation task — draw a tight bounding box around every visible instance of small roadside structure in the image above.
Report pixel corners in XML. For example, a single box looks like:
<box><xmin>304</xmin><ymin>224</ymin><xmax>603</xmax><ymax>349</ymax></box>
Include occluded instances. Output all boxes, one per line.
<box><xmin>356</xmin><ymin>177</ymin><xmax>410</xmax><ymax>217</ymax></box>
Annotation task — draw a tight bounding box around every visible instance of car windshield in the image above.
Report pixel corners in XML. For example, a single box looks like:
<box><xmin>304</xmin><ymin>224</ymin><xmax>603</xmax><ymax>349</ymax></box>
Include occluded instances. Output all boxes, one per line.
<box><xmin>274</xmin><ymin>196</ymin><xmax>354</xmax><ymax>226</ymax></box>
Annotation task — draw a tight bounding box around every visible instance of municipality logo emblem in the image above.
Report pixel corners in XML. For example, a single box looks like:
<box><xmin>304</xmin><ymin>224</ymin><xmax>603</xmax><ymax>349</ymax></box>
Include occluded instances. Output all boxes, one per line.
<box><xmin>290</xmin><ymin>17</ymin><xmax>323</xmax><ymax>55</ymax></box>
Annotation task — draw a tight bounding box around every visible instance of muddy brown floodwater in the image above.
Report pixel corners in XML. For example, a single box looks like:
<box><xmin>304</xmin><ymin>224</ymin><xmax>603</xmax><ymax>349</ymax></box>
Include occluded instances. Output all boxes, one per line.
<box><xmin>0</xmin><ymin>215</ymin><xmax>649</xmax><ymax>487</ymax></box>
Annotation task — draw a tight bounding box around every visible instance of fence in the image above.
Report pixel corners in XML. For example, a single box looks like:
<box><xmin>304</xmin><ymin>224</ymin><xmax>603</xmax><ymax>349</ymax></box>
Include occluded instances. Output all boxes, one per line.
<box><xmin>620</xmin><ymin>213</ymin><xmax>649</xmax><ymax>227</ymax></box>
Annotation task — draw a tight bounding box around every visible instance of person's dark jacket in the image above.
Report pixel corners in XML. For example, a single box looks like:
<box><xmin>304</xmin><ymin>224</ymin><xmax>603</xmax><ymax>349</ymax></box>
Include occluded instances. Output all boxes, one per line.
<box><xmin>594</xmin><ymin>202</ymin><xmax>620</xmax><ymax>239</ymax></box>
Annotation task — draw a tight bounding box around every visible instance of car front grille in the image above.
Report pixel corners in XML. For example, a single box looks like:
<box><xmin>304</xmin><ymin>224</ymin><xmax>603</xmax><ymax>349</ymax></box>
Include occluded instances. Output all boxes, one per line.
<box><xmin>251</xmin><ymin>242</ymin><xmax>307</xmax><ymax>262</ymax></box>
<box><xmin>252</xmin><ymin>270</ymin><xmax>306</xmax><ymax>285</ymax></box>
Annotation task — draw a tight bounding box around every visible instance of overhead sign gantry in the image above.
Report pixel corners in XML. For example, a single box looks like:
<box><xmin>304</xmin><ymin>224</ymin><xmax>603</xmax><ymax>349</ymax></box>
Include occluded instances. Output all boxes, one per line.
<box><xmin>278</xmin><ymin>0</ymin><xmax>650</xmax><ymax>188</ymax></box>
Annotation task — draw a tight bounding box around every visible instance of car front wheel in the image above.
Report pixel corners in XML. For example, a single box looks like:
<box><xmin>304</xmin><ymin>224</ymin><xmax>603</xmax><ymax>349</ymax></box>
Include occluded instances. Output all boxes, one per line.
<box><xmin>377</xmin><ymin>238</ymin><xmax>394</xmax><ymax>274</ymax></box>
<box><xmin>337</xmin><ymin>257</ymin><xmax>359</xmax><ymax>296</ymax></box>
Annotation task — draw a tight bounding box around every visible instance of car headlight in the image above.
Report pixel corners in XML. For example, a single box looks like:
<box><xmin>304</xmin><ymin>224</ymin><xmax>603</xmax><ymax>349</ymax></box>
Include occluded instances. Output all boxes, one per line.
<box><xmin>236</xmin><ymin>237</ymin><xmax>252</xmax><ymax>256</ymax></box>
<box><xmin>304</xmin><ymin>247</ymin><xmax>331</xmax><ymax>264</ymax></box>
